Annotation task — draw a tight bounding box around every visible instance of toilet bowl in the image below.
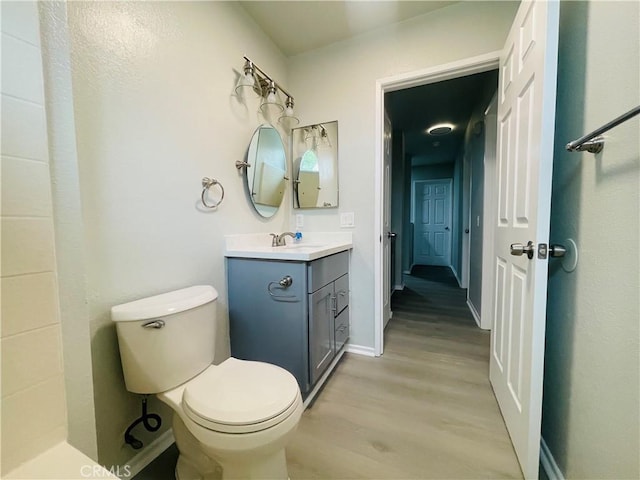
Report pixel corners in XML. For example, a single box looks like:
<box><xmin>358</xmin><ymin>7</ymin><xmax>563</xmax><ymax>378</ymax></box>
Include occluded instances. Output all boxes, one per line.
<box><xmin>111</xmin><ymin>286</ymin><xmax>302</xmax><ymax>480</ymax></box>
<box><xmin>160</xmin><ymin>359</ymin><xmax>303</xmax><ymax>479</ymax></box>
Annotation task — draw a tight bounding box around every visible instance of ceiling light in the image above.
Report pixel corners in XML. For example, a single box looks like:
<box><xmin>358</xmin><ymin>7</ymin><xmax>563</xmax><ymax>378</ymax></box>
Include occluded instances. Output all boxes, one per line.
<box><xmin>426</xmin><ymin>123</ymin><xmax>454</xmax><ymax>135</ymax></box>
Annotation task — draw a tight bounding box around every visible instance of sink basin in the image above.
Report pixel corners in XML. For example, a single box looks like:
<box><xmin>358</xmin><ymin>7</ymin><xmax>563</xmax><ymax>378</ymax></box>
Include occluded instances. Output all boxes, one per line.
<box><xmin>224</xmin><ymin>233</ymin><xmax>352</xmax><ymax>261</ymax></box>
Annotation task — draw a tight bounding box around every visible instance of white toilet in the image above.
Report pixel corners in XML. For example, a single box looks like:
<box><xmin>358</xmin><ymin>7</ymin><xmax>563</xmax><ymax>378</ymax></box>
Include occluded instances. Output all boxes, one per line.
<box><xmin>111</xmin><ymin>285</ymin><xmax>303</xmax><ymax>480</ymax></box>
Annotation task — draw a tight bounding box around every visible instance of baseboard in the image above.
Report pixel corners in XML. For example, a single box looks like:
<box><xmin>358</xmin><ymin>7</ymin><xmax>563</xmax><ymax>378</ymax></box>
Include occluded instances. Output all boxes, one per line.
<box><xmin>466</xmin><ymin>299</ymin><xmax>481</xmax><ymax>328</ymax></box>
<box><xmin>450</xmin><ymin>265</ymin><xmax>462</xmax><ymax>287</ymax></box>
<box><xmin>540</xmin><ymin>437</ymin><xmax>565</xmax><ymax>480</ymax></box>
<box><xmin>345</xmin><ymin>343</ymin><xmax>376</xmax><ymax>357</ymax></box>
<box><xmin>402</xmin><ymin>270</ymin><xmax>411</xmax><ymax>275</ymax></box>
<box><xmin>393</xmin><ymin>283</ymin><xmax>405</xmax><ymax>291</ymax></box>
<box><xmin>125</xmin><ymin>429</ymin><xmax>175</xmax><ymax>479</ymax></box>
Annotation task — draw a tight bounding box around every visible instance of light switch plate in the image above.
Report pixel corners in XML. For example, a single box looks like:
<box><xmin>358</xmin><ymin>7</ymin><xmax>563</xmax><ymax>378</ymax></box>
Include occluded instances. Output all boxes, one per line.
<box><xmin>295</xmin><ymin>214</ymin><xmax>304</xmax><ymax>228</ymax></box>
<box><xmin>340</xmin><ymin>212</ymin><xmax>355</xmax><ymax>228</ymax></box>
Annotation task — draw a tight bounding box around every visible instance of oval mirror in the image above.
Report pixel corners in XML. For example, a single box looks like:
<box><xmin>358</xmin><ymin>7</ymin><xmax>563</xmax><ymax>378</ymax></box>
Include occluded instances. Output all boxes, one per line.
<box><xmin>244</xmin><ymin>125</ymin><xmax>287</xmax><ymax>218</ymax></box>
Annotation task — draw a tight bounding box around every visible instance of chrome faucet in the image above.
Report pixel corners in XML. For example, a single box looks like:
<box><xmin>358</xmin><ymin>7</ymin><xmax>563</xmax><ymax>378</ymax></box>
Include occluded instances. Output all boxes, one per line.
<box><xmin>270</xmin><ymin>232</ymin><xmax>296</xmax><ymax>247</ymax></box>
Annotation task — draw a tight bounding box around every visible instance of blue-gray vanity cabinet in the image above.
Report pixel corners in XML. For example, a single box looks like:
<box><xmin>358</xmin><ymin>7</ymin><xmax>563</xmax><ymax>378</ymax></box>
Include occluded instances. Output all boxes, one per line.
<box><xmin>227</xmin><ymin>251</ymin><xmax>349</xmax><ymax>398</ymax></box>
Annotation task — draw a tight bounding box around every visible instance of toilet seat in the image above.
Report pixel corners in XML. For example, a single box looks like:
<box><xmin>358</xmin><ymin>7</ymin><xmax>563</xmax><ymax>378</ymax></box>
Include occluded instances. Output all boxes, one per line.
<box><xmin>182</xmin><ymin>358</ymin><xmax>300</xmax><ymax>434</ymax></box>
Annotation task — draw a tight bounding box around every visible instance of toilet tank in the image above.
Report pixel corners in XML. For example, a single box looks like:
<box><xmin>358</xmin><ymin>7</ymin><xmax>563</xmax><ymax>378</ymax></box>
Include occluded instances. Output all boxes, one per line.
<box><xmin>111</xmin><ymin>286</ymin><xmax>218</xmax><ymax>394</ymax></box>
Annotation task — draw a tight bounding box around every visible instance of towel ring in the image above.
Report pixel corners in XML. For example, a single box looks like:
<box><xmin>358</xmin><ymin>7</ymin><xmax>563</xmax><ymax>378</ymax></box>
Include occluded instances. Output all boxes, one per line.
<box><xmin>201</xmin><ymin>177</ymin><xmax>224</xmax><ymax>209</ymax></box>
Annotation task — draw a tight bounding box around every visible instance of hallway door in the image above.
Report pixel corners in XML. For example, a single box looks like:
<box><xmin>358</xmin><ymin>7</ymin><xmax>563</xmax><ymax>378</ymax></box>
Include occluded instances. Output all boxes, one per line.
<box><xmin>382</xmin><ymin>111</ymin><xmax>392</xmax><ymax>330</ymax></box>
<box><xmin>413</xmin><ymin>179</ymin><xmax>452</xmax><ymax>267</ymax></box>
<box><xmin>489</xmin><ymin>1</ymin><xmax>559</xmax><ymax>478</ymax></box>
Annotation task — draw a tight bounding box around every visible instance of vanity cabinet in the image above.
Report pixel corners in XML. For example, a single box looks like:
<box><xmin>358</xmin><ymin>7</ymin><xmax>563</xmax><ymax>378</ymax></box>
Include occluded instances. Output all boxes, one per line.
<box><xmin>307</xmin><ymin>253</ymin><xmax>349</xmax><ymax>385</ymax></box>
<box><xmin>227</xmin><ymin>251</ymin><xmax>349</xmax><ymax>397</ymax></box>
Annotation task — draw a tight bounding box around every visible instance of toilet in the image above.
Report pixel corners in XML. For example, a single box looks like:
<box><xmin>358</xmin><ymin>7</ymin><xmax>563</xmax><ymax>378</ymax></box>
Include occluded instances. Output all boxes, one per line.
<box><xmin>111</xmin><ymin>285</ymin><xmax>303</xmax><ymax>480</ymax></box>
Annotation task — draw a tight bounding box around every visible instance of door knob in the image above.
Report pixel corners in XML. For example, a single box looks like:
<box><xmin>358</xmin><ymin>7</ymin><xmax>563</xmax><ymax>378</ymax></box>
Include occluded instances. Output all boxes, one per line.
<box><xmin>387</xmin><ymin>232</ymin><xmax>397</xmax><ymax>238</ymax></box>
<box><xmin>445</xmin><ymin>226</ymin><xmax>450</xmax><ymax>231</ymax></box>
<box><xmin>510</xmin><ymin>241</ymin><xmax>535</xmax><ymax>259</ymax></box>
<box><xmin>549</xmin><ymin>244</ymin><xmax>567</xmax><ymax>257</ymax></box>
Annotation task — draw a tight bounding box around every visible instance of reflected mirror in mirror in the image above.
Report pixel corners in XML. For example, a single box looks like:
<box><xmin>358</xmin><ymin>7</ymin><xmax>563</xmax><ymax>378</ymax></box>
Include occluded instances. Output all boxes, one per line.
<box><xmin>292</xmin><ymin>121</ymin><xmax>338</xmax><ymax>209</ymax></box>
<box><xmin>244</xmin><ymin>125</ymin><xmax>287</xmax><ymax>218</ymax></box>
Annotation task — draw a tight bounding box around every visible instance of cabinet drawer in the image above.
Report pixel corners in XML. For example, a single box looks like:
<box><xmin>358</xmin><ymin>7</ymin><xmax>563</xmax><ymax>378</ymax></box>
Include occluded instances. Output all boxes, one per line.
<box><xmin>307</xmin><ymin>251</ymin><xmax>349</xmax><ymax>293</ymax></box>
<box><xmin>334</xmin><ymin>306</ymin><xmax>349</xmax><ymax>351</ymax></box>
<box><xmin>334</xmin><ymin>274</ymin><xmax>349</xmax><ymax>313</ymax></box>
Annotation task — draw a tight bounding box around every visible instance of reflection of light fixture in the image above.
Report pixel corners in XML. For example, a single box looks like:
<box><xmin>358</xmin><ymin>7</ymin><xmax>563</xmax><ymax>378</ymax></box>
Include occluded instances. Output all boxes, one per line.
<box><xmin>303</xmin><ymin>124</ymin><xmax>332</xmax><ymax>150</ymax></box>
<box><xmin>319</xmin><ymin>125</ymin><xmax>332</xmax><ymax>148</ymax></box>
<box><xmin>426</xmin><ymin>123</ymin><xmax>454</xmax><ymax>135</ymax></box>
<box><xmin>235</xmin><ymin>56</ymin><xmax>299</xmax><ymax>127</ymax></box>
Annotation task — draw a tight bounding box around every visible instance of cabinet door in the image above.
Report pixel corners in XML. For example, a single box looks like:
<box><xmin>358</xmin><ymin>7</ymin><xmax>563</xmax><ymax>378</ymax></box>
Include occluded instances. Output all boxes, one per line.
<box><xmin>228</xmin><ymin>258</ymin><xmax>309</xmax><ymax>393</ymax></box>
<box><xmin>309</xmin><ymin>283</ymin><xmax>335</xmax><ymax>384</ymax></box>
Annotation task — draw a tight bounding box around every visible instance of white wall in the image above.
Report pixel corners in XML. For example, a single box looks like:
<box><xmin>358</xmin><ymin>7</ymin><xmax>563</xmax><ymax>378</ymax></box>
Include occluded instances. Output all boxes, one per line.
<box><xmin>543</xmin><ymin>1</ymin><xmax>640</xmax><ymax>478</ymax></box>
<box><xmin>288</xmin><ymin>2</ymin><xmax>518</xmax><ymax>348</ymax></box>
<box><xmin>0</xmin><ymin>1</ymin><xmax>67</xmax><ymax>474</ymax></box>
<box><xmin>44</xmin><ymin>1</ymin><xmax>291</xmax><ymax>468</ymax></box>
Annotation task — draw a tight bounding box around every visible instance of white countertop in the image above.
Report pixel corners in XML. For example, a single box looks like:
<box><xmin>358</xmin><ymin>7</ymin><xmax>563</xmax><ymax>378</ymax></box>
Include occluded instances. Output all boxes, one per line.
<box><xmin>224</xmin><ymin>232</ymin><xmax>352</xmax><ymax>261</ymax></box>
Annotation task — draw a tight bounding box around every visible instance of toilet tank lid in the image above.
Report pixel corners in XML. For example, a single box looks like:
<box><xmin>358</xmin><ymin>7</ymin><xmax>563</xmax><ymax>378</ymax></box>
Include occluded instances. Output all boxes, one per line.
<box><xmin>111</xmin><ymin>285</ymin><xmax>217</xmax><ymax>322</ymax></box>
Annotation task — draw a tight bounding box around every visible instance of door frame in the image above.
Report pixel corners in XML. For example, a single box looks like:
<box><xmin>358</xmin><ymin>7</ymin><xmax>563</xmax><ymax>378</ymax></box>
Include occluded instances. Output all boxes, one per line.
<box><xmin>374</xmin><ymin>51</ymin><xmax>500</xmax><ymax>356</ymax></box>
<box><xmin>411</xmin><ymin>178</ymin><xmax>454</xmax><ymax>268</ymax></box>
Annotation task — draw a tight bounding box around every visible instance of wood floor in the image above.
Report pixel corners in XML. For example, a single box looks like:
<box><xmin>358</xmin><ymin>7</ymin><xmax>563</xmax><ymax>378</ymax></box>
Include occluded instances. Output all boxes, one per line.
<box><xmin>286</xmin><ymin>266</ymin><xmax>522</xmax><ymax>479</ymax></box>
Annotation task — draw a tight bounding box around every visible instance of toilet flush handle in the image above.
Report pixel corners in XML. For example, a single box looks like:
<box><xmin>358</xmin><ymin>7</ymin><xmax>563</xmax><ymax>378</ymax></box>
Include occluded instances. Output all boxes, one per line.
<box><xmin>142</xmin><ymin>319</ymin><xmax>165</xmax><ymax>329</ymax></box>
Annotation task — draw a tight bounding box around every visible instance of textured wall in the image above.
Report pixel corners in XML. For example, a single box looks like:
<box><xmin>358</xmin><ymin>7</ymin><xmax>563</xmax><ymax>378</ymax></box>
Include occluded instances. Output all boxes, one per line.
<box><xmin>542</xmin><ymin>1</ymin><xmax>640</xmax><ymax>477</ymax></box>
<box><xmin>57</xmin><ymin>1</ymin><xmax>290</xmax><ymax>468</ymax></box>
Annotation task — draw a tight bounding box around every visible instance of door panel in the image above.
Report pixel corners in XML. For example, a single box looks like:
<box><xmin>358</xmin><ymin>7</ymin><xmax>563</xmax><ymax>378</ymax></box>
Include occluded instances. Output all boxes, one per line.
<box><xmin>383</xmin><ymin>111</ymin><xmax>392</xmax><ymax>330</ymax></box>
<box><xmin>309</xmin><ymin>284</ymin><xmax>335</xmax><ymax>385</ymax></box>
<box><xmin>414</xmin><ymin>179</ymin><xmax>452</xmax><ymax>266</ymax></box>
<box><xmin>489</xmin><ymin>1</ymin><xmax>559</xmax><ymax>478</ymax></box>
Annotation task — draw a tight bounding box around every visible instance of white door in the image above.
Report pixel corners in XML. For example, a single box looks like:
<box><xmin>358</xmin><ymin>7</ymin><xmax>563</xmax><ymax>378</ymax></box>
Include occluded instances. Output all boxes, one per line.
<box><xmin>413</xmin><ymin>180</ymin><xmax>452</xmax><ymax>267</ymax></box>
<box><xmin>489</xmin><ymin>1</ymin><xmax>559</xmax><ymax>478</ymax></box>
<box><xmin>382</xmin><ymin>111</ymin><xmax>393</xmax><ymax>330</ymax></box>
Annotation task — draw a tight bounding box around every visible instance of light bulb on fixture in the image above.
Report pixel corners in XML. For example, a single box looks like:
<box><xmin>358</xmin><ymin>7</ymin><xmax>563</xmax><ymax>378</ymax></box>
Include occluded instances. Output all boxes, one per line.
<box><xmin>260</xmin><ymin>80</ymin><xmax>284</xmax><ymax>114</ymax></box>
<box><xmin>278</xmin><ymin>96</ymin><xmax>300</xmax><ymax>128</ymax></box>
<box><xmin>235</xmin><ymin>59</ymin><xmax>256</xmax><ymax>96</ymax></box>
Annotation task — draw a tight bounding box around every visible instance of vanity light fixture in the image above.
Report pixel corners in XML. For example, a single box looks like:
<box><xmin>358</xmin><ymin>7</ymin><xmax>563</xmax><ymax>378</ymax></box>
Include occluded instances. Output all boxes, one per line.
<box><xmin>426</xmin><ymin>123</ymin><xmax>455</xmax><ymax>135</ymax></box>
<box><xmin>235</xmin><ymin>56</ymin><xmax>299</xmax><ymax>127</ymax></box>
